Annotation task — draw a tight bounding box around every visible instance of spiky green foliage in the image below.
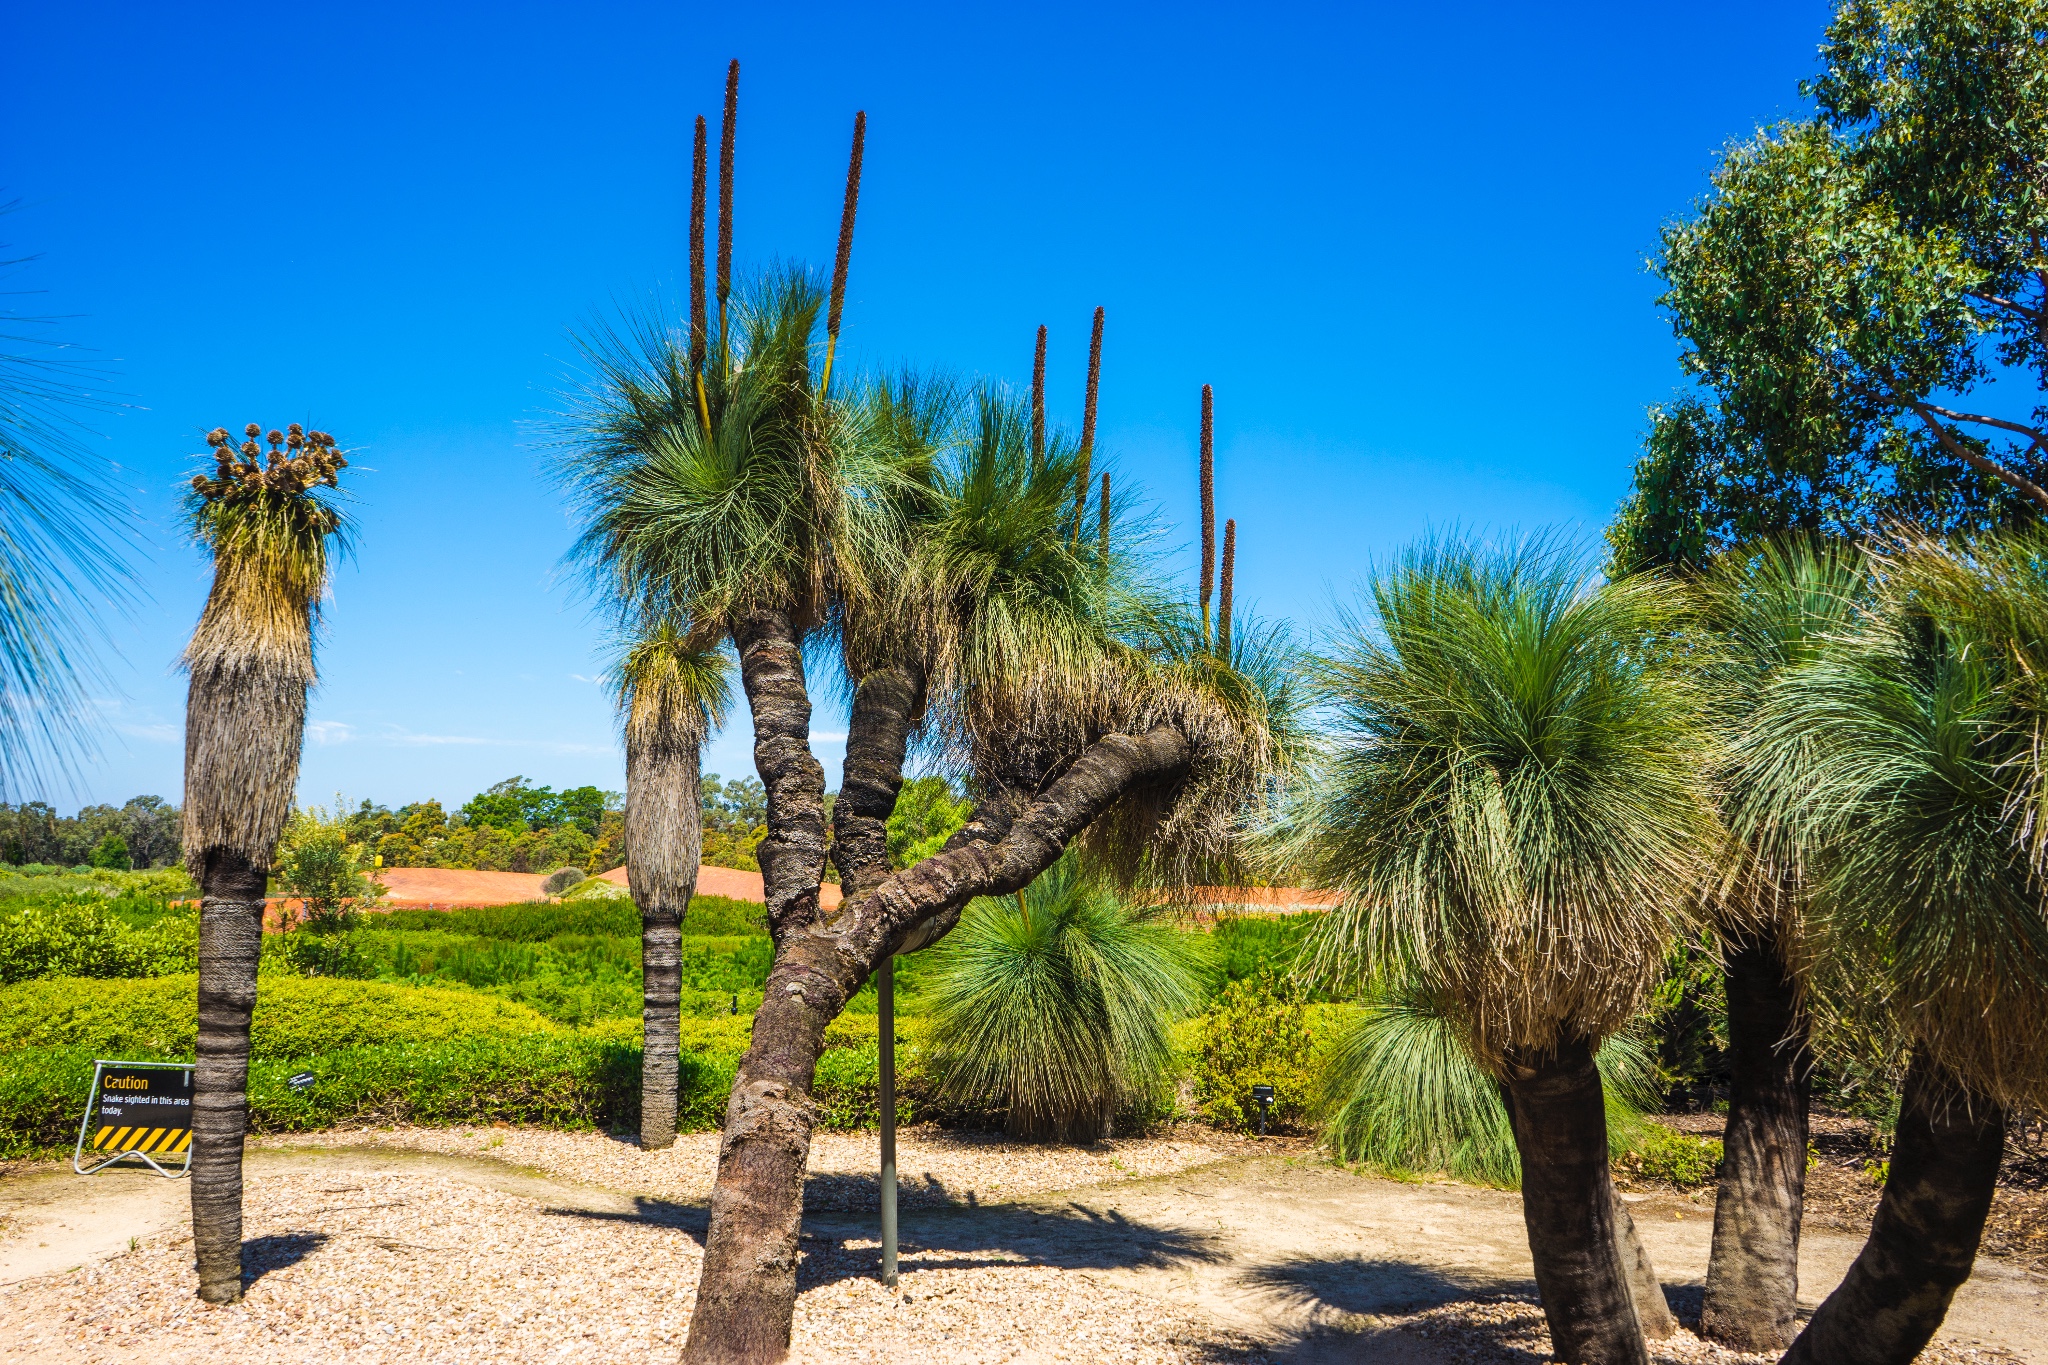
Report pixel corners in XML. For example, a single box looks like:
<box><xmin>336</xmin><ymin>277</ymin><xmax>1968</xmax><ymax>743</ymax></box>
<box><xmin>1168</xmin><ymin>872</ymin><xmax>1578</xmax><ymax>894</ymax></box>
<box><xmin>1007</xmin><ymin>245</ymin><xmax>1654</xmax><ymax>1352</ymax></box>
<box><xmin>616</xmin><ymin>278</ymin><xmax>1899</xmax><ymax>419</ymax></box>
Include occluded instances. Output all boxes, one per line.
<box><xmin>0</xmin><ymin>225</ymin><xmax>138</xmax><ymax>790</ymax></box>
<box><xmin>1288</xmin><ymin>536</ymin><xmax>1719</xmax><ymax>1066</ymax></box>
<box><xmin>1693</xmin><ymin>537</ymin><xmax>1870</xmax><ymax>934</ymax></box>
<box><xmin>1320</xmin><ymin>980</ymin><xmax>1660</xmax><ymax>1187</ymax></box>
<box><xmin>615</xmin><ymin>617</ymin><xmax>733</xmax><ymax>751</ymax></box>
<box><xmin>557</xmin><ymin>269</ymin><xmax>898</xmax><ymax>631</ymax></box>
<box><xmin>1737</xmin><ymin>528</ymin><xmax>2048</xmax><ymax>1110</ymax></box>
<box><xmin>848</xmin><ymin>382</ymin><xmax>1305</xmax><ymax>889</ymax></box>
<box><xmin>921</xmin><ymin>855</ymin><xmax>1206</xmax><ymax>1140</ymax></box>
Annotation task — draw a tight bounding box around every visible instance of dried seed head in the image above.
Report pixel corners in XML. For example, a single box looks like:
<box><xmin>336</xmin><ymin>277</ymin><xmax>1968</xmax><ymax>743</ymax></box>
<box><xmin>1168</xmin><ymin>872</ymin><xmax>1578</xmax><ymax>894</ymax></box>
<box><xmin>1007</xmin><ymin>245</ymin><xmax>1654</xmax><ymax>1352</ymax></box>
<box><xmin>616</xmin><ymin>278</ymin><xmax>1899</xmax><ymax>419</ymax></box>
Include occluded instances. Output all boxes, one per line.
<box><xmin>207</xmin><ymin>427</ymin><xmax>230</xmax><ymax>448</ymax></box>
<box><xmin>242</xmin><ymin>440</ymin><xmax>260</xmax><ymax>457</ymax></box>
<box><xmin>245</xmin><ymin>423</ymin><xmax>261</xmax><ymax>439</ymax></box>
<box><xmin>267</xmin><ymin>429</ymin><xmax>284</xmax><ymax>447</ymax></box>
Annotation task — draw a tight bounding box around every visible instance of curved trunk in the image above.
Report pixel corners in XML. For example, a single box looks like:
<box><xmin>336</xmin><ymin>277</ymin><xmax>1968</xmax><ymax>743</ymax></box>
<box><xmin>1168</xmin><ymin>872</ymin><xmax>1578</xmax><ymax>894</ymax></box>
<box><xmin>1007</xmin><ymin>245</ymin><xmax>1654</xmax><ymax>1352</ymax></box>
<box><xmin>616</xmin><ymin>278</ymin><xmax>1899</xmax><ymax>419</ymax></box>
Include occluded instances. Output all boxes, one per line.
<box><xmin>1700</xmin><ymin>932</ymin><xmax>1809</xmax><ymax>1350</ymax></box>
<box><xmin>1503</xmin><ymin>1037</ymin><xmax>1647</xmax><ymax>1365</ymax></box>
<box><xmin>190</xmin><ymin>852</ymin><xmax>266</xmax><ymax>1304</ymax></box>
<box><xmin>627</xmin><ymin>721</ymin><xmax>703</xmax><ymax>1151</ymax></box>
<box><xmin>680</xmin><ymin>692</ymin><xmax>1194</xmax><ymax>1360</ymax></box>
<box><xmin>682</xmin><ymin>934</ymin><xmax>854</xmax><ymax>1363</ymax></box>
<box><xmin>1782</xmin><ymin>1050</ymin><xmax>2005</xmax><ymax>1365</ymax></box>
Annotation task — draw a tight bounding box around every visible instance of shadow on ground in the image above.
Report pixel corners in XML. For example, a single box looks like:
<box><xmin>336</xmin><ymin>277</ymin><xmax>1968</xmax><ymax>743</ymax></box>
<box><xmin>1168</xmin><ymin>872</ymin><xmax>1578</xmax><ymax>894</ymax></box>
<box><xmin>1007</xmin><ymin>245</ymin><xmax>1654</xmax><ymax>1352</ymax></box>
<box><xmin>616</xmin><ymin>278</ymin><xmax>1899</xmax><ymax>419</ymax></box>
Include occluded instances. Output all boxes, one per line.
<box><xmin>537</xmin><ymin>1188</ymin><xmax>1222</xmax><ymax>1292</ymax></box>
<box><xmin>1241</xmin><ymin>1254</ymin><xmax>1537</xmax><ymax>1317</ymax></box>
<box><xmin>240</xmin><ymin>1231</ymin><xmax>328</xmax><ymax>1288</ymax></box>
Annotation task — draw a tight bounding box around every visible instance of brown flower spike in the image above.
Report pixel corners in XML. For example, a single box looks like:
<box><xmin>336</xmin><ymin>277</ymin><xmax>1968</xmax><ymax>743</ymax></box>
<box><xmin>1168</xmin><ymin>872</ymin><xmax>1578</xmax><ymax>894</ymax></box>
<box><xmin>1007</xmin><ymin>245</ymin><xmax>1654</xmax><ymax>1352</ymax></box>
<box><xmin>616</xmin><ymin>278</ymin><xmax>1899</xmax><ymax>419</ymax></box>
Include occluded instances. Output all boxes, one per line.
<box><xmin>192</xmin><ymin>423</ymin><xmax>345</xmax><ymax>504</ymax></box>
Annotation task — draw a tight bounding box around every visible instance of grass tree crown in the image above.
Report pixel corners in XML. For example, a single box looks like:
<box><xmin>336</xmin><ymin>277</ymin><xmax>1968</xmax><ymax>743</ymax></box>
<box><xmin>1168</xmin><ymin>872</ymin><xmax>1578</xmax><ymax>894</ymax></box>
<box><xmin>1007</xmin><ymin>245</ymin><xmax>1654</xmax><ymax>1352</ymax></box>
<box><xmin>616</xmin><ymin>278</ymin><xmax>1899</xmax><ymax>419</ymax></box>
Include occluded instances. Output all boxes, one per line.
<box><xmin>1289</xmin><ymin>536</ymin><xmax>1720</xmax><ymax>1067</ymax></box>
<box><xmin>181</xmin><ymin>422</ymin><xmax>351</xmax><ymax>875</ymax></box>
<box><xmin>1737</xmin><ymin>529</ymin><xmax>2048</xmax><ymax>1112</ymax></box>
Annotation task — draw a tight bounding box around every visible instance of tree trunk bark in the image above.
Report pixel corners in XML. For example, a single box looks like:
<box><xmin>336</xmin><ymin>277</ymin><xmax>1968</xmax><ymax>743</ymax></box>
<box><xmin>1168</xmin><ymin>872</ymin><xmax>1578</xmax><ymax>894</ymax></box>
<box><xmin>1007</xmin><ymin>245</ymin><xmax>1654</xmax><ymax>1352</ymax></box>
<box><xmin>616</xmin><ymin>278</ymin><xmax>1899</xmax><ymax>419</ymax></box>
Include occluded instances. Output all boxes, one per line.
<box><xmin>830</xmin><ymin>663</ymin><xmax>923</xmax><ymax>902</ymax></box>
<box><xmin>190</xmin><ymin>851</ymin><xmax>266</xmax><ymax>1305</ymax></box>
<box><xmin>1612</xmin><ymin>1193</ymin><xmax>1676</xmax><ymax>1339</ymax></box>
<box><xmin>682</xmin><ymin>933</ymin><xmax>857</xmax><ymax>1363</ymax></box>
<box><xmin>627</xmin><ymin>710</ymin><xmax>704</xmax><ymax>1152</ymax></box>
<box><xmin>1503</xmin><ymin>1037</ymin><xmax>1647</xmax><ymax>1365</ymax></box>
<box><xmin>731</xmin><ymin>610</ymin><xmax>827</xmax><ymax>941</ymax></box>
<box><xmin>1700</xmin><ymin>932</ymin><xmax>1809</xmax><ymax>1350</ymax></box>
<box><xmin>1782</xmin><ymin>1050</ymin><xmax>2006</xmax><ymax>1365</ymax></box>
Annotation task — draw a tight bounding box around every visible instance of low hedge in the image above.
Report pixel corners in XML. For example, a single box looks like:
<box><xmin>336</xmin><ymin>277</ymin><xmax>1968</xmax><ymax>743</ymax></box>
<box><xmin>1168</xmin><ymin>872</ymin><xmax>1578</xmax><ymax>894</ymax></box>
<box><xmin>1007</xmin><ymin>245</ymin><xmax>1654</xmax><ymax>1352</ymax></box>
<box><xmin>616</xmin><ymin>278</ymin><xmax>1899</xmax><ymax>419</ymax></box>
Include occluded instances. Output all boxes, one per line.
<box><xmin>0</xmin><ymin>976</ymin><xmax>561</xmax><ymax>1059</ymax></box>
<box><xmin>0</xmin><ymin>982</ymin><xmax>911</xmax><ymax>1158</ymax></box>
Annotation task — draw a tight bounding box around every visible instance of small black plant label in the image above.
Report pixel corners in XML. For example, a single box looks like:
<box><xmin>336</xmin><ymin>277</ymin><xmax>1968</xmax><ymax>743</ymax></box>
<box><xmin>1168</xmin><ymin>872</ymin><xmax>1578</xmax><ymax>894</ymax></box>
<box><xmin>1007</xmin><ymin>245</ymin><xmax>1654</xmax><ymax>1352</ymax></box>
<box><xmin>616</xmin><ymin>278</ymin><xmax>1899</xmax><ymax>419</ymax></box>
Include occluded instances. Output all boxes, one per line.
<box><xmin>287</xmin><ymin>1071</ymin><xmax>317</xmax><ymax>1091</ymax></box>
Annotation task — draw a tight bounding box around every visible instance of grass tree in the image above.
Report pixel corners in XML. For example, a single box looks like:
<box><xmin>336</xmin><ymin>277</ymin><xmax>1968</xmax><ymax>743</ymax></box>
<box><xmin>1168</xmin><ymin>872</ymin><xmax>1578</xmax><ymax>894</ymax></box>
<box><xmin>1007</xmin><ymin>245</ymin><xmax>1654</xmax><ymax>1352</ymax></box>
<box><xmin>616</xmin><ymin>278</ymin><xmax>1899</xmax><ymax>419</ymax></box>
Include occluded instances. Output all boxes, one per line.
<box><xmin>1288</xmin><ymin>537</ymin><xmax>1716</xmax><ymax>1364</ymax></box>
<box><xmin>1319</xmin><ymin>981</ymin><xmax>1660</xmax><ymax>1189</ymax></box>
<box><xmin>615</xmin><ymin>616</ymin><xmax>729</xmax><ymax>1148</ymax></box>
<box><xmin>565</xmin><ymin>301</ymin><xmax>1296</xmax><ymax>1361</ymax></box>
<box><xmin>1739</xmin><ymin>529</ymin><xmax>2048</xmax><ymax>1364</ymax></box>
<box><xmin>923</xmin><ymin>854</ymin><xmax>1206</xmax><ymax>1140</ymax></box>
<box><xmin>181</xmin><ymin>422</ymin><xmax>348</xmax><ymax>1303</ymax></box>
<box><xmin>1689</xmin><ymin>537</ymin><xmax>1866</xmax><ymax>1349</ymax></box>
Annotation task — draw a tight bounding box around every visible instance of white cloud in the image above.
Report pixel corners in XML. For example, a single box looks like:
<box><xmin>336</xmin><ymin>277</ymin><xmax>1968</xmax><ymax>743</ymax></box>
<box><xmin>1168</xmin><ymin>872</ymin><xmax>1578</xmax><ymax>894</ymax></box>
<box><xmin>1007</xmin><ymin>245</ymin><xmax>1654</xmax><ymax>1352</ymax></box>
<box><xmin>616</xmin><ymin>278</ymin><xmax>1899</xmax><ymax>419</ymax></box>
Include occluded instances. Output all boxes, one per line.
<box><xmin>113</xmin><ymin>722</ymin><xmax>179</xmax><ymax>744</ymax></box>
<box><xmin>308</xmin><ymin>721</ymin><xmax>355</xmax><ymax>745</ymax></box>
<box><xmin>809</xmin><ymin>731</ymin><xmax>848</xmax><ymax>743</ymax></box>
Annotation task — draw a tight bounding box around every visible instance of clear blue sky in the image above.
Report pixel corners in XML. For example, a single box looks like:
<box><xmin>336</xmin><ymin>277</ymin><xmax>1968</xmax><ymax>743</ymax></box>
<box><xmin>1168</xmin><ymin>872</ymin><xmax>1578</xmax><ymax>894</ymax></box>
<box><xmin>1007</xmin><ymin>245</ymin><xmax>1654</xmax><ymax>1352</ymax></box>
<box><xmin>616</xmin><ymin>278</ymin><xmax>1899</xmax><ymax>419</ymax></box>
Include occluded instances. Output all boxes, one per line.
<box><xmin>5</xmin><ymin>1</ymin><xmax>1830</xmax><ymax>813</ymax></box>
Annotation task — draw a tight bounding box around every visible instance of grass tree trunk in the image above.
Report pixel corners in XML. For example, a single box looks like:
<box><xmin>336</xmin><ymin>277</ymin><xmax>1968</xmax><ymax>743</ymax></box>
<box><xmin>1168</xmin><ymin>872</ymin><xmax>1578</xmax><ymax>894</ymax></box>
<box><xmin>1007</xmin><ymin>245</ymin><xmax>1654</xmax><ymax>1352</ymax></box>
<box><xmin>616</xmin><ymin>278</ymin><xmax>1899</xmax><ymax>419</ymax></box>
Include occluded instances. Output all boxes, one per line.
<box><xmin>1782</xmin><ymin>1050</ymin><xmax>2006</xmax><ymax>1365</ymax></box>
<box><xmin>190</xmin><ymin>849</ymin><xmax>267</xmax><ymax>1304</ymax></box>
<box><xmin>684</xmin><ymin>610</ymin><xmax>833</xmax><ymax>1362</ymax></box>
<box><xmin>184</xmin><ymin>646</ymin><xmax>311</xmax><ymax>1304</ymax></box>
<box><xmin>682</xmin><ymin>664</ymin><xmax>1194</xmax><ymax>1361</ymax></box>
<box><xmin>627</xmin><ymin>709</ymin><xmax>705</xmax><ymax>1150</ymax></box>
<box><xmin>1502</xmin><ymin>1037</ymin><xmax>1648</xmax><ymax>1365</ymax></box>
<box><xmin>1700</xmin><ymin>932</ymin><xmax>1809</xmax><ymax>1350</ymax></box>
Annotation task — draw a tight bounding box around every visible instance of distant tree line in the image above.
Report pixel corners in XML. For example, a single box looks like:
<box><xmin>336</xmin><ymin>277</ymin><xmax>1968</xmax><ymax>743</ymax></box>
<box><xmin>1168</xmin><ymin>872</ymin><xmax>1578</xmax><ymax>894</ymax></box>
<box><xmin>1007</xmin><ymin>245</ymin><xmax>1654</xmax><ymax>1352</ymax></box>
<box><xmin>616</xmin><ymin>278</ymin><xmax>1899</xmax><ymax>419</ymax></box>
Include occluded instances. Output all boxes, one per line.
<box><xmin>0</xmin><ymin>770</ymin><xmax>957</xmax><ymax>880</ymax></box>
<box><xmin>0</xmin><ymin>795</ymin><xmax>181</xmax><ymax>870</ymax></box>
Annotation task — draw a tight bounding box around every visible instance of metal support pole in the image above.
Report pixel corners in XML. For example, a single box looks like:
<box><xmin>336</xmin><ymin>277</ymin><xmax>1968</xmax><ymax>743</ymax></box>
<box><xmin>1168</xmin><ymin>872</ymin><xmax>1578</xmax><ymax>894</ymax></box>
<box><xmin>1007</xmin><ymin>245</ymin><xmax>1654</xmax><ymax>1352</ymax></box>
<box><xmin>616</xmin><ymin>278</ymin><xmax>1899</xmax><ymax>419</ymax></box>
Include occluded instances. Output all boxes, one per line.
<box><xmin>879</xmin><ymin>955</ymin><xmax>898</xmax><ymax>1288</ymax></box>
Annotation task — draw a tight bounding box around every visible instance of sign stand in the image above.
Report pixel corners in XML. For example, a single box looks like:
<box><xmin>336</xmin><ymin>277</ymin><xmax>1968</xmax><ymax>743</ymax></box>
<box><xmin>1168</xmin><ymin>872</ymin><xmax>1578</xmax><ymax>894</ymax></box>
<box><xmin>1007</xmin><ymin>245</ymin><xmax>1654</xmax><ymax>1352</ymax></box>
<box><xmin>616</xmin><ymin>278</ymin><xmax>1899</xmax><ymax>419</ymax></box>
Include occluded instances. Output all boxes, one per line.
<box><xmin>73</xmin><ymin>1059</ymin><xmax>194</xmax><ymax>1178</ymax></box>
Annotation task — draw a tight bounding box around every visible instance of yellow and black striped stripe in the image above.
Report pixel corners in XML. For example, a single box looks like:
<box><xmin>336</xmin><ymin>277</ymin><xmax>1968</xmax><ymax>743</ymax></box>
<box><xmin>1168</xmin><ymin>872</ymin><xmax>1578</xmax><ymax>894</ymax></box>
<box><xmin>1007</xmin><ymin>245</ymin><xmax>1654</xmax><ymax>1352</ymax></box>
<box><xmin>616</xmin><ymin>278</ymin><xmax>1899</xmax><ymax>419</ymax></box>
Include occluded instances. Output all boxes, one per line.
<box><xmin>92</xmin><ymin>1126</ymin><xmax>191</xmax><ymax>1154</ymax></box>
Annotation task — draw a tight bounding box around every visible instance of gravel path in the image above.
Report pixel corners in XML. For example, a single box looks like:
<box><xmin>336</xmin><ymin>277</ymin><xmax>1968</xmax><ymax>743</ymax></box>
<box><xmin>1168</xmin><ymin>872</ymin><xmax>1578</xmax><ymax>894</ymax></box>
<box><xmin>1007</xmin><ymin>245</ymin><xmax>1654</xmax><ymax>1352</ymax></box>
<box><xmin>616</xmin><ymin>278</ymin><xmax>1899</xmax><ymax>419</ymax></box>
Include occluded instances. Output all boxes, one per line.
<box><xmin>0</xmin><ymin>1125</ymin><xmax>2040</xmax><ymax>1364</ymax></box>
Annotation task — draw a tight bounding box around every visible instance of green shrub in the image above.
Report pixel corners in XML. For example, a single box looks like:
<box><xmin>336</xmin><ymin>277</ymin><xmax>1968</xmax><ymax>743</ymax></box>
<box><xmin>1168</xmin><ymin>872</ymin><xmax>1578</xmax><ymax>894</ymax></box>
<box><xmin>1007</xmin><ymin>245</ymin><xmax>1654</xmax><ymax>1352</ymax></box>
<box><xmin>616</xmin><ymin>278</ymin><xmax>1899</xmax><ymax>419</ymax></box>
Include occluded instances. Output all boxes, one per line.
<box><xmin>1615</xmin><ymin>1120</ymin><xmax>1723</xmax><ymax>1188</ymax></box>
<box><xmin>0</xmin><ymin>899</ymin><xmax>198</xmax><ymax>983</ymax></box>
<box><xmin>922</xmin><ymin>861</ymin><xmax>1207</xmax><ymax>1141</ymax></box>
<box><xmin>0</xmin><ymin>1033</ymin><xmax>645</xmax><ymax>1159</ymax></box>
<box><xmin>261</xmin><ymin>929</ymin><xmax>378</xmax><ymax>980</ymax></box>
<box><xmin>1192</xmin><ymin>972</ymin><xmax>1322</xmax><ymax>1133</ymax></box>
<box><xmin>0</xmin><ymin>975</ymin><xmax>560</xmax><ymax>1060</ymax></box>
<box><xmin>1206</xmin><ymin>913</ymin><xmax>1324</xmax><ymax>996</ymax></box>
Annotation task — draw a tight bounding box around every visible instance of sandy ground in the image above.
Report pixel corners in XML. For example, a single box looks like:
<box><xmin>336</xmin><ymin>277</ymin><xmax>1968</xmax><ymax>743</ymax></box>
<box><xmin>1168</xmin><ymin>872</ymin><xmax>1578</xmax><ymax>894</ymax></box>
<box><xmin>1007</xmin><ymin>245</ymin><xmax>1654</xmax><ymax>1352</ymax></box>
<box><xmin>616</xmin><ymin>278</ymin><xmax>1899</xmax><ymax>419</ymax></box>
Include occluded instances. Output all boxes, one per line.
<box><xmin>0</xmin><ymin>1126</ymin><xmax>2039</xmax><ymax>1364</ymax></box>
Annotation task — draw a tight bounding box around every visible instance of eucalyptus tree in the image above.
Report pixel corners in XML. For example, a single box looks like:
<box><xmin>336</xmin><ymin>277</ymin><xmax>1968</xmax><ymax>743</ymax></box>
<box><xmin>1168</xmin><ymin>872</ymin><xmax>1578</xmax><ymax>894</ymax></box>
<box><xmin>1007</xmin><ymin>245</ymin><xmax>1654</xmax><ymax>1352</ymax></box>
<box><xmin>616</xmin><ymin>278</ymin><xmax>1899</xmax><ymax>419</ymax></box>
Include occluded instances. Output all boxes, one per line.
<box><xmin>1615</xmin><ymin>0</ymin><xmax>2048</xmax><ymax>582</ymax></box>
<box><xmin>1689</xmin><ymin>538</ymin><xmax>1867</xmax><ymax>1349</ymax></box>
<box><xmin>1740</xmin><ymin>530</ymin><xmax>2048</xmax><ymax>1364</ymax></box>
<box><xmin>180</xmin><ymin>422</ymin><xmax>349</xmax><ymax>1303</ymax></box>
<box><xmin>1288</xmin><ymin>539</ymin><xmax>1717</xmax><ymax>1365</ymax></box>
<box><xmin>615</xmin><ymin>616</ymin><xmax>729</xmax><ymax>1148</ymax></box>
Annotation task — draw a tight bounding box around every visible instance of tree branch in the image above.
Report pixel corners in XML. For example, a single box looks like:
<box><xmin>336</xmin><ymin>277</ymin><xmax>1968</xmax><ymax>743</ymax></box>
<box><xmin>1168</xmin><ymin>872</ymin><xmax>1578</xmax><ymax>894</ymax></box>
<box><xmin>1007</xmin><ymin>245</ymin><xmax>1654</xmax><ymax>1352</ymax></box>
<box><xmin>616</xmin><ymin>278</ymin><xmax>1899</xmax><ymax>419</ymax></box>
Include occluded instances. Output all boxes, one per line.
<box><xmin>829</xmin><ymin>662</ymin><xmax>924</xmax><ymax>903</ymax></box>
<box><xmin>836</xmin><ymin>725</ymin><xmax>1193</xmax><ymax>962</ymax></box>
<box><xmin>1877</xmin><ymin>375</ymin><xmax>2048</xmax><ymax>513</ymax></box>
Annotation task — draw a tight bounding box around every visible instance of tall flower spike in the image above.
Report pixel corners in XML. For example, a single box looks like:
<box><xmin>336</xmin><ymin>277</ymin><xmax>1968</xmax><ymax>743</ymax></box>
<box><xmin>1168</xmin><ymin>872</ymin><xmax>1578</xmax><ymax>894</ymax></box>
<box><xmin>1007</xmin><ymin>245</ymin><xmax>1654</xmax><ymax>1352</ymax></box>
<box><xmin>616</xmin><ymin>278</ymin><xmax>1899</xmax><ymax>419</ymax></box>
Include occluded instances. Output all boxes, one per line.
<box><xmin>717</xmin><ymin>59</ymin><xmax>738</xmax><ymax>352</ymax></box>
<box><xmin>1072</xmin><ymin>307</ymin><xmax>1103</xmax><ymax>540</ymax></box>
<box><xmin>1199</xmin><ymin>384</ymin><xmax>1215</xmax><ymax>646</ymax></box>
<box><xmin>1098</xmin><ymin>473</ymin><xmax>1112</xmax><ymax>570</ymax></box>
<box><xmin>1030</xmin><ymin>325</ymin><xmax>1047</xmax><ymax>474</ymax></box>
<box><xmin>689</xmin><ymin>115</ymin><xmax>709</xmax><ymax>381</ymax></box>
<box><xmin>821</xmin><ymin>109</ymin><xmax>865</xmax><ymax>397</ymax></box>
<box><xmin>1217</xmin><ymin>518</ymin><xmax>1235</xmax><ymax>660</ymax></box>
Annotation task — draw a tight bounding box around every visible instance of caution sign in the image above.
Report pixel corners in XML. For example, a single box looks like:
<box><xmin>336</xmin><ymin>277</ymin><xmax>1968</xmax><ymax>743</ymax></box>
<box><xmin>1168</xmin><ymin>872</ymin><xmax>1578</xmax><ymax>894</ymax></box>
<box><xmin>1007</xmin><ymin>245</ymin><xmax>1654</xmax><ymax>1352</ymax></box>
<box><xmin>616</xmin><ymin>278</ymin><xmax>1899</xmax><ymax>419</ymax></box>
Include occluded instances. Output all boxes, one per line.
<box><xmin>74</xmin><ymin>1060</ymin><xmax>193</xmax><ymax>1177</ymax></box>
